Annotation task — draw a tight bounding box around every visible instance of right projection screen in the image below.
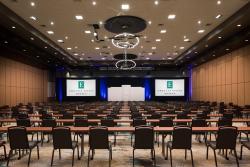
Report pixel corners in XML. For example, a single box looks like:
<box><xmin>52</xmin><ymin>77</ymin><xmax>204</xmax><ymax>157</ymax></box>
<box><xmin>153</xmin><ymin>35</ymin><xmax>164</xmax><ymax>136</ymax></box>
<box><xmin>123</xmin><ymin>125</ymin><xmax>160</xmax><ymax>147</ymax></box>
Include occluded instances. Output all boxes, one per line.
<box><xmin>155</xmin><ymin>79</ymin><xmax>185</xmax><ymax>96</ymax></box>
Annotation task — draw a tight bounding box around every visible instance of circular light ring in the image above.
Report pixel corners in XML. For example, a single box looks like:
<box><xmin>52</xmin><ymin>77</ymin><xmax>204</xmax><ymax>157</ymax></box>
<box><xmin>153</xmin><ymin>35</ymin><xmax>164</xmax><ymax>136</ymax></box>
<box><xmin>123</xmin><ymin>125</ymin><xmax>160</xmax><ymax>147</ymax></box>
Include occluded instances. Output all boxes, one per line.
<box><xmin>112</xmin><ymin>33</ymin><xmax>139</xmax><ymax>49</ymax></box>
<box><xmin>115</xmin><ymin>59</ymin><xmax>136</xmax><ymax>70</ymax></box>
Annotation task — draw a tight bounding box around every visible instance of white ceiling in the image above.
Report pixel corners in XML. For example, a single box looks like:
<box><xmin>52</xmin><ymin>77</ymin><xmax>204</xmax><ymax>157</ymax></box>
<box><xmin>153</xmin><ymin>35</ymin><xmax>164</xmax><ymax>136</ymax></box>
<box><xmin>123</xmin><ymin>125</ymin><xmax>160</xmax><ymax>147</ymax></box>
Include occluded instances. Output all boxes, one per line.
<box><xmin>0</xmin><ymin>0</ymin><xmax>249</xmax><ymax>62</ymax></box>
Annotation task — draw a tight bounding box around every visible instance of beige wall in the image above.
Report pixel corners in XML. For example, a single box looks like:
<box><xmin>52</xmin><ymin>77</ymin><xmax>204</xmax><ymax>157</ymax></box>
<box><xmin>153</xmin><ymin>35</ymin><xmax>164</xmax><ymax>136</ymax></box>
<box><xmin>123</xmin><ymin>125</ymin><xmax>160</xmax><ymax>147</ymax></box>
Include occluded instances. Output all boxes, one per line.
<box><xmin>0</xmin><ymin>56</ymin><xmax>48</xmax><ymax>106</ymax></box>
<box><xmin>192</xmin><ymin>45</ymin><xmax>250</xmax><ymax>106</ymax></box>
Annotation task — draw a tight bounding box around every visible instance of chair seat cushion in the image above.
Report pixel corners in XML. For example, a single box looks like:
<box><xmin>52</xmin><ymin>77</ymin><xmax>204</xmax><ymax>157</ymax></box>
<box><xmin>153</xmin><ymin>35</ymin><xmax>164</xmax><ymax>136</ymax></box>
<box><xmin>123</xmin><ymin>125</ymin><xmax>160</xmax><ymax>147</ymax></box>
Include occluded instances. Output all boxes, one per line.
<box><xmin>241</xmin><ymin>141</ymin><xmax>250</xmax><ymax>149</ymax></box>
<box><xmin>207</xmin><ymin>141</ymin><xmax>217</xmax><ymax>149</ymax></box>
<box><xmin>28</xmin><ymin>141</ymin><xmax>39</xmax><ymax>148</ymax></box>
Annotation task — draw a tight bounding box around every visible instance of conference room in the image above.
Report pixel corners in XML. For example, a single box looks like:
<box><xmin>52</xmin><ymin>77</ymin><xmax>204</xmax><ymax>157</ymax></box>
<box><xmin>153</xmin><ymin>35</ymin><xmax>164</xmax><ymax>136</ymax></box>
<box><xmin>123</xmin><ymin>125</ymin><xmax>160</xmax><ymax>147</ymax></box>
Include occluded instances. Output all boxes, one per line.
<box><xmin>0</xmin><ymin>0</ymin><xmax>250</xmax><ymax>166</ymax></box>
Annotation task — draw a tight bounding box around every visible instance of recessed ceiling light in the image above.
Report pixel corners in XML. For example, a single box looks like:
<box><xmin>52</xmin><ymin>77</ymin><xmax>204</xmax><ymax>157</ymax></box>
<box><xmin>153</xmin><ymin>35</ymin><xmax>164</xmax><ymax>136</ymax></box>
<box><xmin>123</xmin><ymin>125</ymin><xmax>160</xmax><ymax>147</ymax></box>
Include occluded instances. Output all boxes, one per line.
<box><xmin>79</xmin><ymin>57</ymin><xmax>84</xmax><ymax>60</ymax></box>
<box><xmin>81</xmin><ymin>53</ymin><xmax>85</xmax><ymax>56</ymax></box>
<box><xmin>245</xmin><ymin>39</ymin><xmax>249</xmax><ymax>42</ymax></box>
<box><xmin>85</xmin><ymin>30</ymin><xmax>91</xmax><ymax>34</ymax></box>
<box><xmin>226</xmin><ymin>48</ymin><xmax>229</xmax><ymax>51</ymax></box>
<box><xmin>215</xmin><ymin>14</ymin><xmax>222</xmax><ymax>19</ymax></box>
<box><xmin>180</xmin><ymin>46</ymin><xmax>185</xmax><ymax>50</ymax></box>
<box><xmin>95</xmin><ymin>47</ymin><xmax>100</xmax><ymax>50</ymax></box>
<box><xmin>74</xmin><ymin>46</ymin><xmax>78</xmax><ymax>49</ymax></box>
<box><xmin>198</xmin><ymin>20</ymin><xmax>201</xmax><ymax>24</ymax></box>
<box><xmin>93</xmin><ymin>32</ymin><xmax>97</xmax><ymax>36</ymax></box>
<box><xmin>218</xmin><ymin>36</ymin><xmax>222</xmax><ymax>39</ymax></box>
<box><xmin>54</xmin><ymin>52</ymin><xmax>57</xmax><ymax>55</ymax></box>
<box><xmin>168</xmin><ymin>14</ymin><xmax>176</xmax><ymax>20</ymax></box>
<box><xmin>155</xmin><ymin>39</ymin><xmax>161</xmax><ymax>42</ymax></box>
<box><xmin>148</xmin><ymin>21</ymin><xmax>152</xmax><ymax>25</ymax></box>
<box><xmin>102</xmin><ymin>57</ymin><xmax>106</xmax><ymax>60</ymax></box>
<box><xmin>146</xmin><ymin>57</ymin><xmax>150</xmax><ymax>60</ymax></box>
<box><xmin>47</xmin><ymin>30</ymin><xmax>54</xmax><ymax>34</ymax></box>
<box><xmin>30</xmin><ymin>37</ymin><xmax>34</xmax><ymax>40</ymax></box>
<box><xmin>12</xmin><ymin>26</ymin><xmax>16</xmax><ymax>29</ymax></box>
<box><xmin>30</xmin><ymin>2</ymin><xmax>35</xmax><ymax>7</ymax></box>
<box><xmin>30</xmin><ymin>16</ymin><xmax>37</xmax><ymax>20</ymax></box>
<box><xmin>154</xmin><ymin>0</ymin><xmax>159</xmax><ymax>5</ymax></box>
<box><xmin>50</xmin><ymin>21</ymin><xmax>54</xmax><ymax>25</ymax></box>
<box><xmin>141</xmin><ymin>46</ymin><xmax>143</xmax><ymax>48</ymax></box>
<box><xmin>92</xmin><ymin>1</ymin><xmax>96</xmax><ymax>5</ymax></box>
<box><xmin>75</xmin><ymin>15</ymin><xmax>83</xmax><ymax>20</ymax></box>
<box><xmin>237</xmin><ymin>24</ymin><xmax>241</xmax><ymax>27</ymax></box>
<box><xmin>152</xmin><ymin>46</ymin><xmax>156</xmax><ymax>50</ymax></box>
<box><xmin>160</xmin><ymin>29</ymin><xmax>167</xmax><ymax>33</ymax></box>
<box><xmin>44</xmin><ymin>46</ymin><xmax>47</xmax><ymax>49</ymax></box>
<box><xmin>36</xmin><ymin>56</ymin><xmax>39</xmax><ymax>58</ymax></box>
<box><xmin>57</xmin><ymin>39</ymin><xmax>64</xmax><ymax>43</ymax></box>
<box><xmin>173</xmin><ymin>45</ymin><xmax>177</xmax><ymax>48</ymax></box>
<box><xmin>99</xmin><ymin>21</ymin><xmax>103</xmax><ymax>25</ymax></box>
<box><xmin>162</xmin><ymin>58</ymin><xmax>165</xmax><ymax>60</ymax></box>
<box><xmin>148</xmin><ymin>53</ymin><xmax>153</xmax><ymax>55</ymax></box>
<box><xmin>168</xmin><ymin>57</ymin><xmax>173</xmax><ymax>60</ymax></box>
<box><xmin>65</xmin><ymin>36</ymin><xmax>68</xmax><ymax>39</ymax></box>
<box><xmin>183</xmin><ymin>35</ymin><xmax>186</xmax><ymax>39</ymax></box>
<box><xmin>144</xmin><ymin>36</ymin><xmax>147</xmax><ymax>39</ymax></box>
<box><xmin>184</xmin><ymin>38</ymin><xmax>190</xmax><ymax>42</ymax></box>
<box><xmin>67</xmin><ymin>47</ymin><xmax>72</xmax><ymax>50</ymax></box>
<box><xmin>91</xmin><ymin>39</ymin><xmax>95</xmax><ymax>42</ymax></box>
<box><xmin>205</xmin><ymin>45</ymin><xmax>208</xmax><ymax>48</ymax></box>
<box><xmin>74</xmin><ymin>53</ymin><xmax>79</xmax><ymax>56</ymax></box>
<box><xmin>121</xmin><ymin>4</ymin><xmax>130</xmax><ymax>10</ymax></box>
<box><xmin>198</xmin><ymin>29</ymin><xmax>205</xmax><ymax>34</ymax></box>
<box><xmin>217</xmin><ymin>0</ymin><xmax>221</xmax><ymax>5</ymax></box>
<box><xmin>213</xmin><ymin>54</ymin><xmax>216</xmax><ymax>57</ymax></box>
<box><xmin>195</xmin><ymin>51</ymin><xmax>198</xmax><ymax>54</ymax></box>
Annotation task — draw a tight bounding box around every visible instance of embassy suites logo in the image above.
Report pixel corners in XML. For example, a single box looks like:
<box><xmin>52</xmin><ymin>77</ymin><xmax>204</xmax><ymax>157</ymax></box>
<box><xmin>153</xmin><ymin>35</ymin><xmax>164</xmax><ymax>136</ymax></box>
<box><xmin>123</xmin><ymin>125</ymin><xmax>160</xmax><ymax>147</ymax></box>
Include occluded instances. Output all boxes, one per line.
<box><xmin>167</xmin><ymin>80</ymin><xmax>173</xmax><ymax>89</ymax></box>
<box><xmin>78</xmin><ymin>81</ymin><xmax>84</xmax><ymax>89</ymax></box>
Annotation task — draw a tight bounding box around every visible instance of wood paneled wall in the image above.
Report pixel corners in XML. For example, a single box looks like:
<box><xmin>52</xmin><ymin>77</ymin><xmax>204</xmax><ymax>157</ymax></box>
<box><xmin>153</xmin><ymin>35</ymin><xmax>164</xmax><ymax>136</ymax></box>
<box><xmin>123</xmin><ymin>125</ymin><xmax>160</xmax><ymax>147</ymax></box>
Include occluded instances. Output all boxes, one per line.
<box><xmin>0</xmin><ymin>56</ymin><xmax>48</xmax><ymax>106</ymax></box>
<box><xmin>192</xmin><ymin>45</ymin><xmax>250</xmax><ymax>106</ymax></box>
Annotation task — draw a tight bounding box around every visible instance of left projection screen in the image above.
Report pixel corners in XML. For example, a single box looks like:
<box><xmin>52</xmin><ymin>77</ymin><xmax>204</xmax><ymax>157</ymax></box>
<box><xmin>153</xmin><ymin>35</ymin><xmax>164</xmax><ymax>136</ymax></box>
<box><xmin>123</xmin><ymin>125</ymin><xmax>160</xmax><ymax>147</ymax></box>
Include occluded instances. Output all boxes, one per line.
<box><xmin>66</xmin><ymin>79</ymin><xmax>96</xmax><ymax>96</ymax></box>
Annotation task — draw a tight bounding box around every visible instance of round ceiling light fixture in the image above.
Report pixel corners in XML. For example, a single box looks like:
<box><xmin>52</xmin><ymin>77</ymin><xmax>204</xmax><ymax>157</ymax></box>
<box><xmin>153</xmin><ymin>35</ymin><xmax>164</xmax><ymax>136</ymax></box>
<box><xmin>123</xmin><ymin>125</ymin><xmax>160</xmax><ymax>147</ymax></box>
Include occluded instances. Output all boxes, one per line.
<box><xmin>112</xmin><ymin>33</ymin><xmax>139</xmax><ymax>49</ymax></box>
<box><xmin>115</xmin><ymin>59</ymin><xmax>136</xmax><ymax>70</ymax></box>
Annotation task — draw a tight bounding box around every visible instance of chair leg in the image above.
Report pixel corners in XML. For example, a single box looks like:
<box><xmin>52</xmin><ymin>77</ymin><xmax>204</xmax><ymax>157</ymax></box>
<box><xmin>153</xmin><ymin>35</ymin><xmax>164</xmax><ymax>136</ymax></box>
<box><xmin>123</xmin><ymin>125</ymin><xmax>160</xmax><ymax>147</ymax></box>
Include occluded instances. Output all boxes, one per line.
<box><xmin>213</xmin><ymin>149</ymin><xmax>218</xmax><ymax>167</ymax></box>
<box><xmin>153</xmin><ymin>149</ymin><xmax>156</xmax><ymax>167</ymax></box>
<box><xmin>59</xmin><ymin>149</ymin><xmax>61</xmax><ymax>159</ymax></box>
<box><xmin>225</xmin><ymin>149</ymin><xmax>229</xmax><ymax>160</ymax></box>
<box><xmin>133</xmin><ymin>149</ymin><xmax>135</xmax><ymax>167</ymax></box>
<box><xmin>28</xmin><ymin>149</ymin><xmax>32</xmax><ymax>167</ymax></box>
<box><xmin>190</xmin><ymin>149</ymin><xmax>194</xmax><ymax>167</ymax></box>
<box><xmin>77</xmin><ymin>145</ymin><xmax>80</xmax><ymax>160</ymax></box>
<box><xmin>206</xmin><ymin>146</ymin><xmax>209</xmax><ymax>160</ymax></box>
<box><xmin>51</xmin><ymin>149</ymin><xmax>55</xmax><ymax>166</ymax></box>
<box><xmin>7</xmin><ymin>149</ymin><xmax>13</xmax><ymax>167</ymax></box>
<box><xmin>3</xmin><ymin>145</ymin><xmax>7</xmax><ymax>160</ymax></box>
<box><xmin>18</xmin><ymin>149</ymin><xmax>21</xmax><ymax>160</ymax></box>
<box><xmin>37</xmin><ymin>145</ymin><xmax>40</xmax><ymax>159</ymax></box>
<box><xmin>240</xmin><ymin>145</ymin><xmax>243</xmax><ymax>160</ymax></box>
<box><xmin>185</xmin><ymin>149</ymin><xmax>187</xmax><ymax>160</ymax></box>
<box><xmin>114</xmin><ymin>133</ymin><xmax>117</xmax><ymax>146</ymax></box>
<box><xmin>72</xmin><ymin>148</ymin><xmax>75</xmax><ymax>167</ymax></box>
<box><xmin>170</xmin><ymin>149</ymin><xmax>173</xmax><ymax>167</ymax></box>
<box><xmin>234</xmin><ymin>149</ymin><xmax>239</xmax><ymax>167</ymax></box>
<box><xmin>165</xmin><ymin>145</ymin><xmax>168</xmax><ymax>160</ymax></box>
<box><xmin>109</xmin><ymin>149</ymin><xmax>111</xmax><ymax>167</ymax></box>
<box><xmin>87</xmin><ymin>149</ymin><xmax>90</xmax><ymax>167</ymax></box>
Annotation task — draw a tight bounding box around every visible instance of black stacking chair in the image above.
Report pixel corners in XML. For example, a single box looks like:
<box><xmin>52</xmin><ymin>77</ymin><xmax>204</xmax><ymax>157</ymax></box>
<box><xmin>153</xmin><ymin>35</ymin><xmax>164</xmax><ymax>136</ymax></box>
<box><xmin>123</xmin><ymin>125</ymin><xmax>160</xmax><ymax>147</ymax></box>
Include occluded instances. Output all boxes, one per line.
<box><xmin>165</xmin><ymin>126</ymin><xmax>194</xmax><ymax>167</ymax></box>
<box><xmin>88</xmin><ymin>127</ymin><xmax>112</xmax><ymax>167</ymax></box>
<box><xmin>240</xmin><ymin>141</ymin><xmax>250</xmax><ymax>160</ymax></box>
<box><xmin>149</xmin><ymin>113</ymin><xmax>161</xmax><ymax>127</ymax></box>
<box><xmin>133</xmin><ymin>126</ymin><xmax>156</xmax><ymax>167</ymax></box>
<box><xmin>157</xmin><ymin>118</ymin><xmax>173</xmax><ymax>149</ymax></box>
<box><xmin>192</xmin><ymin>118</ymin><xmax>207</xmax><ymax>143</ymax></box>
<box><xmin>131</xmin><ymin>112</ymin><xmax>142</xmax><ymax>119</ymax></box>
<box><xmin>218</xmin><ymin>117</ymin><xmax>233</xmax><ymax>127</ymax></box>
<box><xmin>41</xmin><ymin>119</ymin><xmax>57</xmax><ymax>145</ymax></box>
<box><xmin>87</xmin><ymin>113</ymin><xmax>98</xmax><ymax>126</ymax></box>
<box><xmin>206</xmin><ymin>126</ymin><xmax>239</xmax><ymax>167</ymax></box>
<box><xmin>0</xmin><ymin>140</ymin><xmax>7</xmax><ymax>160</ymax></box>
<box><xmin>176</xmin><ymin>113</ymin><xmax>189</xmax><ymax>126</ymax></box>
<box><xmin>41</xmin><ymin>113</ymin><xmax>53</xmax><ymax>120</ymax></box>
<box><xmin>16</xmin><ymin>118</ymin><xmax>37</xmax><ymax>141</ymax></box>
<box><xmin>131</xmin><ymin>118</ymin><xmax>147</xmax><ymax>145</ymax></box>
<box><xmin>51</xmin><ymin>127</ymin><xmax>80</xmax><ymax>166</ymax></box>
<box><xmin>7</xmin><ymin>126</ymin><xmax>40</xmax><ymax>167</ymax></box>
<box><xmin>101</xmin><ymin>118</ymin><xmax>117</xmax><ymax>146</ymax></box>
<box><xmin>17</xmin><ymin>112</ymin><xmax>29</xmax><ymax>119</ymax></box>
<box><xmin>62</xmin><ymin>113</ymin><xmax>73</xmax><ymax>126</ymax></box>
<box><xmin>223</xmin><ymin>112</ymin><xmax>234</xmax><ymax>120</ymax></box>
<box><xmin>74</xmin><ymin>117</ymin><xmax>88</xmax><ymax>146</ymax></box>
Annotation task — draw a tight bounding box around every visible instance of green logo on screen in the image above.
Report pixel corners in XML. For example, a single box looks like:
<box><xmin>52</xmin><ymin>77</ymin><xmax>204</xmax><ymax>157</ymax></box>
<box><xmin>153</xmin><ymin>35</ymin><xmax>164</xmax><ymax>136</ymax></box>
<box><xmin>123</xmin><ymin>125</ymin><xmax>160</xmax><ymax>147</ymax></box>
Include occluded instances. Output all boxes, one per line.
<box><xmin>167</xmin><ymin>81</ymin><xmax>173</xmax><ymax>89</ymax></box>
<box><xmin>78</xmin><ymin>81</ymin><xmax>84</xmax><ymax>89</ymax></box>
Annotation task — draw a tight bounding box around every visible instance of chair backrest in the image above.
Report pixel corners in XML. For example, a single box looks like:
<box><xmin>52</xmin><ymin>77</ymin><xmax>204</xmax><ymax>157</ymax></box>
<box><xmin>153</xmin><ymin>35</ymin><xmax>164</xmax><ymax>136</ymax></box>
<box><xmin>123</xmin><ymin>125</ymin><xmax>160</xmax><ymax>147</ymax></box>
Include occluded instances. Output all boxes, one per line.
<box><xmin>52</xmin><ymin>127</ymin><xmax>72</xmax><ymax>149</ymax></box>
<box><xmin>172</xmin><ymin>126</ymin><xmax>192</xmax><ymax>149</ymax></box>
<box><xmin>177</xmin><ymin>113</ymin><xmax>188</xmax><ymax>119</ymax></box>
<box><xmin>42</xmin><ymin>119</ymin><xmax>57</xmax><ymax>127</ymax></box>
<box><xmin>191</xmin><ymin>118</ymin><xmax>207</xmax><ymax>127</ymax></box>
<box><xmin>8</xmin><ymin>126</ymin><xmax>29</xmax><ymax>149</ymax></box>
<box><xmin>16</xmin><ymin>118</ymin><xmax>32</xmax><ymax>127</ymax></box>
<box><xmin>101</xmin><ymin>118</ymin><xmax>115</xmax><ymax>127</ymax></box>
<box><xmin>89</xmin><ymin>127</ymin><xmax>109</xmax><ymax>149</ymax></box>
<box><xmin>62</xmin><ymin>113</ymin><xmax>73</xmax><ymax>119</ymax></box>
<box><xmin>216</xmin><ymin>126</ymin><xmax>238</xmax><ymax>149</ymax></box>
<box><xmin>223</xmin><ymin>112</ymin><xmax>233</xmax><ymax>120</ymax></box>
<box><xmin>218</xmin><ymin>117</ymin><xmax>232</xmax><ymax>127</ymax></box>
<box><xmin>87</xmin><ymin>113</ymin><xmax>98</xmax><ymax>119</ymax></box>
<box><xmin>132</xmin><ymin>118</ymin><xmax>146</xmax><ymax>127</ymax></box>
<box><xmin>131</xmin><ymin>112</ymin><xmax>142</xmax><ymax>119</ymax></box>
<box><xmin>159</xmin><ymin>118</ymin><xmax>173</xmax><ymax>127</ymax></box>
<box><xmin>41</xmin><ymin>113</ymin><xmax>53</xmax><ymax>120</ymax></box>
<box><xmin>149</xmin><ymin>113</ymin><xmax>161</xmax><ymax>119</ymax></box>
<box><xmin>74</xmin><ymin>117</ymin><xmax>88</xmax><ymax>127</ymax></box>
<box><xmin>134</xmin><ymin>126</ymin><xmax>154</xmax><ymax>149</ymax></box>
<box><xmin>18</xmin><ymin>112</ymin><xmax>29</xmax><ymax>119</ymax></box>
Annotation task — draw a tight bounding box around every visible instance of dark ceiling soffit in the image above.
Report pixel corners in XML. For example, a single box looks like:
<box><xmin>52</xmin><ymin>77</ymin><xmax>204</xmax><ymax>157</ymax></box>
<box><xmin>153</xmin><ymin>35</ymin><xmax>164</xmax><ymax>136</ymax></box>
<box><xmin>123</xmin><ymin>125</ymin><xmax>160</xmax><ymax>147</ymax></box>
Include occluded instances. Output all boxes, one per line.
<box><xmin>0</xmin><ymin>2</ymin><xmax>77</xmax><ymax>64</ymax></box>
<box><xmin>174</xmin><ymin>1</ymin><xmax>250</xmax><ymax>63</ymax></box>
